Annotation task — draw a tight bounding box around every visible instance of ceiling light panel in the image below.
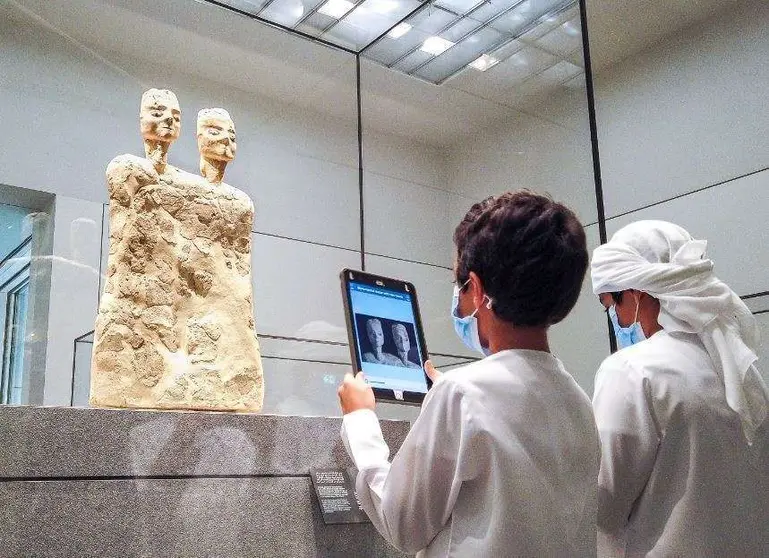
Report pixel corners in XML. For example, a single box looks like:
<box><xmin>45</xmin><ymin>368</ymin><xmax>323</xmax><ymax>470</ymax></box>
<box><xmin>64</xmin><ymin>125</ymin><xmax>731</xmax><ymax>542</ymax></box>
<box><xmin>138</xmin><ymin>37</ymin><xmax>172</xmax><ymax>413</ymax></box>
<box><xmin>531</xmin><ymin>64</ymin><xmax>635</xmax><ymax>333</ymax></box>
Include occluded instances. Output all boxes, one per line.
<box><xmin>440</xmin><ymin>16</ymin><xmax>484</xmax><ymax>42</ymax></box>
<box><xmin>363</xmin><ymin>6</ymin><xmax>456</xmax><ymax>66</ymax></box>
<box><xmin>414</xmin><ymin>26</ymin><xmax>504</xmax><ymax>83</ymax></box>
<box><xmin>434</xmin><ymin>0</ymin><xmax>484</xmax><ymax>15</ymax></box>
<box><xmin>467</xmin><ymin>1</ymin><xmax>516</xmax><ymax>22</ymax></box>
<box><xmin>323</xmin><ymin>0</ymin><xmax>421</xmax><ymax>50</ymax></box>
<box><xmin>206</xmin><ymin>0</ymin><xmax>580</xmax><ymax>86</ymax></box>
<box><xmin>491</xmin><ymin>0</ymin><xmax>568</xmax><ymax>35</ymax></box>
<box><xmin>535</xmin><ymin>20</ymin><xmax>581</xmax><ymax>56</ymax></box>
<box><xmin>420</xmin><ymin>35</ymin><xmax>455</xmax><ymax>55</ymax></box>
<box><xmin>469</xmin><ymin>53</ymin><xmax>499</xmax><ymax>71</ymax></box>
<box><xmin>491</xmin><ymin>38</ymin><xmax>524</xmax><ymax>60</ymax></box>
<box><xmin>537</xmin><ymin>60</ymin><xmax>581</xmax><ymax>84</ymax></box>
<box><xmin>508</xmin><ymin>45</ymin><xmax>558</xmax><ymax>73</ymax></box>
<box><xmin>393</xmin><ymin>50</ymin><xmax>434</xmax><ymax>72</ymax></box>
<box><xmin>407</xmin><ymin>6</ymin><xmax>458</xmax><ymax>34</ymax></box>
<box><xmin>516</xmin><ymin>1</ymin><xmax>575</xmax><ymax>39</ymax></box>
<box><xmin>296</xmin><ymin>11</ymin><xmax>339</xmax><ymax>35</ymax></box>
<box><xmin>388</xmin><ymin>22</ymin><xmax>412</xmax><ymax>38</ymax></box>
<box><xmin>318</xmin><ymin>0</ymin><xmax>356</xmax><ymax>18</ymax></box>
<box><xmin>258</xmin><ymin>0</ymin><xmax>317</xmax><ymax>27</ymax></box>
<box><xmin>494</xmin><ymin>51</ymin><xmax>538</xmax><ymax>82</ymax></box>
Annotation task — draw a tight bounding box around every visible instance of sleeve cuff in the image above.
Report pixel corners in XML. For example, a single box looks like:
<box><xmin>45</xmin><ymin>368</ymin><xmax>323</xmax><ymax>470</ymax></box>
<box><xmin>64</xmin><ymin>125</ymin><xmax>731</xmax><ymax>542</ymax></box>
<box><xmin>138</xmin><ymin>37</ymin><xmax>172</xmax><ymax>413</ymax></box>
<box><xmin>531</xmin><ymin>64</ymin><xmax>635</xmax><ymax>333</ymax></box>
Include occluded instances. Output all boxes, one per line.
<box><xmin>341</xmin><ymin>409</ymin><xmax>390</xmax><ymax>470</ymax></box>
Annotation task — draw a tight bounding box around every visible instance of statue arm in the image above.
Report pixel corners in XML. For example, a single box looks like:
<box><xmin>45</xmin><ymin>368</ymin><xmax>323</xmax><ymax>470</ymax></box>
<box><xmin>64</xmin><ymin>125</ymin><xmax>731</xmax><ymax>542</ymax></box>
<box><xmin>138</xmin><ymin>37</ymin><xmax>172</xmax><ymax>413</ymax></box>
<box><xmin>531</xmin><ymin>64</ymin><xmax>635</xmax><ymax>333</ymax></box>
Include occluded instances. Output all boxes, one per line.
<box><xmin>106</xmin><ymin>154</ymin><xmax>159</xmax><ymax>206</ymax></box>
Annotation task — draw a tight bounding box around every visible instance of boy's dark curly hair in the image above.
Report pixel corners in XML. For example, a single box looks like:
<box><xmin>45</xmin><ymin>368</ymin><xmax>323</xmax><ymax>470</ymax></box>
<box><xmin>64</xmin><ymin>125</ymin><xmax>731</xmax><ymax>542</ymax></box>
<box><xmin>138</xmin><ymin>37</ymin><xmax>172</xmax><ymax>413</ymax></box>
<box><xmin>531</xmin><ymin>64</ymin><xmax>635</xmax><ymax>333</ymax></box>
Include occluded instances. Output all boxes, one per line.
<box><xmin>454</xmin><ymin>190</ymin><xmax>588</xmax><ymax>327</ymax></box>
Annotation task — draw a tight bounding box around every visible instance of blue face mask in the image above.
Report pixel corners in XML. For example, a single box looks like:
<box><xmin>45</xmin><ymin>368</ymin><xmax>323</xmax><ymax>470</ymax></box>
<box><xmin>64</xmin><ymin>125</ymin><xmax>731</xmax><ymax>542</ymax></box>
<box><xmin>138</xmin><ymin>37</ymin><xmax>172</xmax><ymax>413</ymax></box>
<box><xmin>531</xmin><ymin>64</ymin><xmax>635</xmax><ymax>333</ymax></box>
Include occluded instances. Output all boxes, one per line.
<box><xmin>451</xmin><ymin>281</ymin><xmax>493</xmax><ymax>357</ymax></box>
<box><xmin>608</xmin><ymin>299</ymin><xmax>646</xmax><ymax>349</ymax></box>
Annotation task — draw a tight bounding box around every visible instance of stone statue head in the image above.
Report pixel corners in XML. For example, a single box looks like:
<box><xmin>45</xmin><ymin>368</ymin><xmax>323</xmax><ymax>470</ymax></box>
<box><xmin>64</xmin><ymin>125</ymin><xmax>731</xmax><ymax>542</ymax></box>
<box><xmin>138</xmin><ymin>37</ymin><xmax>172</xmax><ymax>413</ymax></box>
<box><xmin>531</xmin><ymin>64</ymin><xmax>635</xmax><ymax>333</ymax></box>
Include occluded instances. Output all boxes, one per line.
<box><xmin>197</xmin><ymin>108</ymin><xmax>236</xmax><ymax>162</ymax></box>
<box><xmin>365</xmin><ymin>318</ymin><xmax>384</xmax><ymax>350</ymax></box>
<box><xmin>392</xmin><ymin>323</ymin><xmax>410</xmax><ymax>353</ymax></box>
<box><xmin>139</xmin><ymin>89</ymin><xmax>181</xmax><ymax>143</ymax></box>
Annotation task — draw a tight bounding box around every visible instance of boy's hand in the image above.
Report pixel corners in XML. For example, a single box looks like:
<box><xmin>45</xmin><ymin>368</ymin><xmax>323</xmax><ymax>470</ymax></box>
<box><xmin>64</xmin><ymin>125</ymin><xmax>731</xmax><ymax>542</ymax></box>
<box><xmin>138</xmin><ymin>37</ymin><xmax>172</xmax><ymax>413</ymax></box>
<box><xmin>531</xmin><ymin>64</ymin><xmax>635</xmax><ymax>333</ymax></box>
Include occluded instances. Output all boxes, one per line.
<box><xmin>338</xmin><ymin>372</ymin><xmax>375</xmax><ymax>414</ymax></box>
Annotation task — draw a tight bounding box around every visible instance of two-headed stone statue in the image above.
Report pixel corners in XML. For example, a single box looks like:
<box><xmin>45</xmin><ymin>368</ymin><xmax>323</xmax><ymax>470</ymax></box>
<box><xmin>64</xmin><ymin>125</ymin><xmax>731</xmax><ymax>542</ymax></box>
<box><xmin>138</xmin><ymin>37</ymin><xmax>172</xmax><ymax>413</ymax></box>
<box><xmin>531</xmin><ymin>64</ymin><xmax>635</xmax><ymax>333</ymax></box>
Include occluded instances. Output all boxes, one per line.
<box><xmin>90</xmin><ymin>89</ymin><xmax>264</xmax><ymax>412</ymax></box>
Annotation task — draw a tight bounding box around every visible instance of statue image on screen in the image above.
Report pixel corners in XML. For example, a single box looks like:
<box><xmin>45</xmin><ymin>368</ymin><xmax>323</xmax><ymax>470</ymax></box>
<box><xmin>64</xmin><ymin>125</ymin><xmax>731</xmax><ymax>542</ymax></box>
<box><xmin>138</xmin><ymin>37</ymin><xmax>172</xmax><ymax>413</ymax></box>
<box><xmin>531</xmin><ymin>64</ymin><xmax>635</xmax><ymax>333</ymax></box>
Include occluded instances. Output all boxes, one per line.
<box><xmin>361</xmin><ymin>318</ymin><xmax>403</xmax><ymax>366</ymax></box>
<box><xmin>391</xmin><ymin>323</ymin><xmax>421</xmax><ymax>369</ymax></box>
<box><xmin>90</xmin><ymin>89</ymin><xmax>264</xmax><ymax>412</ymax></box>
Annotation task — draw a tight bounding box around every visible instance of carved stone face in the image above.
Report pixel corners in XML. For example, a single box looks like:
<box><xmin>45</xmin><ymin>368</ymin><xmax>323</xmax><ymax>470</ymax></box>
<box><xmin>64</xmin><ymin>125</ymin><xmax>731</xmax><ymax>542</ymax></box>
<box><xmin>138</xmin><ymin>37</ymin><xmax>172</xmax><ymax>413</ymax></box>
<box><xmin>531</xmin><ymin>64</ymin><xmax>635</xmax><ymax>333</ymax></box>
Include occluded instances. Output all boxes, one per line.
<box><xmin>366</xmin><ymin>319</ymin><xmax>384</xmax><ymax>351</ymax></box>
<box><xmin>139</xmin><ymin>89</ymin><xmax>181</xmax><ymax>142</ymax></box>
<box><xmin>197</xmin><ymin>109</ymin><xmax>236</xmax><ymax>162</ymax></box>
<box><xmin>392</xmin><ymin>324</ymin><xmax>410</xmax><ymax>353</ymax></box>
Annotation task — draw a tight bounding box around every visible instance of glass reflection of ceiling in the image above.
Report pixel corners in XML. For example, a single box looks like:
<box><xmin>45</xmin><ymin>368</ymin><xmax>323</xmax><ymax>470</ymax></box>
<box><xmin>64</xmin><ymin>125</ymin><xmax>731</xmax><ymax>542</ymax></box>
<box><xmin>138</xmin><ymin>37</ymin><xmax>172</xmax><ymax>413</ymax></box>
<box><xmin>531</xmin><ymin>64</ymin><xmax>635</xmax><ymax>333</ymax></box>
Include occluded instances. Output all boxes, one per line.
<box><xmin>209</xmin><ymin>0</ymin><xmax>580</xmax><ymax>85</ymax></box>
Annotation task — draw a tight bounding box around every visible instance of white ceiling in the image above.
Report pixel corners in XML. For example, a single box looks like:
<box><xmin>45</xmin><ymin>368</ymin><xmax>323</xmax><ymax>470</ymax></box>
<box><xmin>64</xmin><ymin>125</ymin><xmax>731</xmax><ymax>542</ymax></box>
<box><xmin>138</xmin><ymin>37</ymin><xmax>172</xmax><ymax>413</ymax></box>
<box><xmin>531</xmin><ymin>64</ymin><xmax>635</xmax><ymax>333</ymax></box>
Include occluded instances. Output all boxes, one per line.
<box><xmin>7</xmin><ymin>0</ymin><xmax>732</xmax><ymax>146</ymax></box>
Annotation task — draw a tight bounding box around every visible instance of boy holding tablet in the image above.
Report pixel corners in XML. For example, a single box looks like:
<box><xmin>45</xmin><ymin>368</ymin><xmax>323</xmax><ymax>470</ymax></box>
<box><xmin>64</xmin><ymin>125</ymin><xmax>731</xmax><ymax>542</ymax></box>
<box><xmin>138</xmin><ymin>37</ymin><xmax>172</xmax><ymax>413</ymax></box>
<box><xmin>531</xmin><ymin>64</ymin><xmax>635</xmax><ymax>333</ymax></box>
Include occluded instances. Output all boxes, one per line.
<box><xmin>338</xmin><ymin>191</ymin><xmax>599</xmax><ymax>557</ymax></box>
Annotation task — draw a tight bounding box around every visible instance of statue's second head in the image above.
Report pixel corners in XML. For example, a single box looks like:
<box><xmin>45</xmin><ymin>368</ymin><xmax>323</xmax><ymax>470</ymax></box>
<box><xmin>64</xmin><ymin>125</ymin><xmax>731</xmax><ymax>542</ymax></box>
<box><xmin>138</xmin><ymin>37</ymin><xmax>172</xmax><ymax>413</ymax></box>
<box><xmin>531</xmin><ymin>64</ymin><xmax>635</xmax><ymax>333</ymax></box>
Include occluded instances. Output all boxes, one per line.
<box><xmin>197</xmin><ymin>108</ymin><xmax>236</xmax><ymax>162</ymax></box>
<box><xmin>139</xmin><ymin>89</ymin><xmax>181</xmax><ymax>143</ymax></box>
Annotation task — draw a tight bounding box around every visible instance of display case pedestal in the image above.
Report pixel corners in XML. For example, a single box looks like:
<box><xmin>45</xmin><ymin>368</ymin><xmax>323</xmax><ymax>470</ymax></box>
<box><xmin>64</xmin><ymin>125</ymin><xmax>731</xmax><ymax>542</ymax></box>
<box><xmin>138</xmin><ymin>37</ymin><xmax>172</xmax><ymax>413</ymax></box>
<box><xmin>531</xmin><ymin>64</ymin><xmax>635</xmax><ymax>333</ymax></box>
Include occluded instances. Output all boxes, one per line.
<box><xmin>0</xmin><ymin>406</ymin><xmax>411</xmax><ymax>557</ymax></box>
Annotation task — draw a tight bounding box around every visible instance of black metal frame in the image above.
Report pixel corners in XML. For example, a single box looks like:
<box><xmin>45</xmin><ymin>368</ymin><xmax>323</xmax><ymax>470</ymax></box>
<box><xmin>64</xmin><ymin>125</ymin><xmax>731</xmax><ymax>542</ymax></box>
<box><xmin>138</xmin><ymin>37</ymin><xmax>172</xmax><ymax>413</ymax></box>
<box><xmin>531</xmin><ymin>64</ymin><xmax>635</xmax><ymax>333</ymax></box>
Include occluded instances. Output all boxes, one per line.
<box><xmin>0</xmin><ymin>236</ymin><xmax>32</xmax><ymax>272</ymax></box>
<box><xmin>356</xmin><ymin>55</ymin><xmax>366</xmax><ymax>270</ymax></box>
<box><xmin>577</xmin><ymin>0</ymin><xmax>615</xmax><ymax>353</ymax></box>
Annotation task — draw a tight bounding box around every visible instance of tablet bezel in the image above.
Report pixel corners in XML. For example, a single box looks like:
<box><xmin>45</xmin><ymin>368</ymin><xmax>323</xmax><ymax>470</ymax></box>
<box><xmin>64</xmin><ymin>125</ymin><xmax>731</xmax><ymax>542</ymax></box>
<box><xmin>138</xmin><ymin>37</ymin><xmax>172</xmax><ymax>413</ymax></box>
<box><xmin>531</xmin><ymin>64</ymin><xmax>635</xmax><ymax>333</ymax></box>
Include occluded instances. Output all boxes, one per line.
<box><xmin>340</xmin><ymin>268</ymin><xmax>432</xmax><ymax>405</ymax></box>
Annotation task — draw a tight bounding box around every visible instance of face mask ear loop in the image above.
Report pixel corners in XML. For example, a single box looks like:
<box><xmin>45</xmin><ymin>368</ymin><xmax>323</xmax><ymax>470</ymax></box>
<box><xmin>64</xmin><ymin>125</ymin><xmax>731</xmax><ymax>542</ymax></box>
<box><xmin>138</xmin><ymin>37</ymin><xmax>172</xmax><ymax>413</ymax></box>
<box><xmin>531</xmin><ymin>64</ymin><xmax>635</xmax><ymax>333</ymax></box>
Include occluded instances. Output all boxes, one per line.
<box><xmin>633</xmin><ymin>292</ymin><xmax>641</xmax><ymax>323</ymax></box>
<box><xmin>471</xmin><ymin>294</ymin><xmax>493</xmax><ymax>317</ymax></box>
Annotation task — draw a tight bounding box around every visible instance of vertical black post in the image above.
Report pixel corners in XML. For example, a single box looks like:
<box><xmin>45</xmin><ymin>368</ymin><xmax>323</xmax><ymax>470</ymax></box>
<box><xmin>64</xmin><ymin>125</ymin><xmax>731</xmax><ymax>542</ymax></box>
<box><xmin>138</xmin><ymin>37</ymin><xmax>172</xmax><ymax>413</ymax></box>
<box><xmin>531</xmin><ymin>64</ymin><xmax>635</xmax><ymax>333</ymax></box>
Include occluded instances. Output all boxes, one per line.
<box><xmin>578</xmin><ymin>0</ymin><xmax>617</xmax><ymax>352</ymax></box>
<box><xmin>70</xmin><ymin>338</ymin><xmax>77</xmax><ymax>406</ymax></box>
<box><xmin>356</xmin><ymin>54</ymin><xmax>366</xmax><ymax>271</ymax></box>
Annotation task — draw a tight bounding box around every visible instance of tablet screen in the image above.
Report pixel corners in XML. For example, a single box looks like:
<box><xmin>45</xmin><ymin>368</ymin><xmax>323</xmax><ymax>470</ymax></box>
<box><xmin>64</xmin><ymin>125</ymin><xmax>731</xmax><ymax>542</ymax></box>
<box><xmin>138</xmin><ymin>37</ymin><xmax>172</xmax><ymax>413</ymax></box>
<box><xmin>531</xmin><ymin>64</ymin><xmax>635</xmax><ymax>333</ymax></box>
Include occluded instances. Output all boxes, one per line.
<box><xmin>347</xmin><ymin>280</ymin><xmax>428</xmax><ymax>394</ymax></box>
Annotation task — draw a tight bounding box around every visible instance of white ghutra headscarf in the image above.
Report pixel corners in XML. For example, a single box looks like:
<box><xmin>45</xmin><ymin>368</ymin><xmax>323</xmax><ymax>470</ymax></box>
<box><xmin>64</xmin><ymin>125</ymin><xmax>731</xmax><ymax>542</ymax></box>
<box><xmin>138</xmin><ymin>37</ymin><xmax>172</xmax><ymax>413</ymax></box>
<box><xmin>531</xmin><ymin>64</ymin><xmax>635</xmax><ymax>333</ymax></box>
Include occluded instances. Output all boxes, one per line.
<box><xmin>591</xmin><ymin>220</ymin><xmax>768</xmax><ymax>444</ymax></box>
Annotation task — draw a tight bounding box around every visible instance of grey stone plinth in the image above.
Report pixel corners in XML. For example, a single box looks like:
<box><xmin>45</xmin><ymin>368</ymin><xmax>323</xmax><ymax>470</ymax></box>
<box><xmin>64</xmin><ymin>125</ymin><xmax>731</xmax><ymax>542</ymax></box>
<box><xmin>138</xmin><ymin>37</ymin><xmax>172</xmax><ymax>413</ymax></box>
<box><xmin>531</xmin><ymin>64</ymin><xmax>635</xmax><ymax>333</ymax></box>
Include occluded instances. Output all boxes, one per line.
<box><xmin>0</xmin><ymin>478</ymin><xmax>400</xmax><ymax>557</ymax></box>
<box><xmin>0</xmin><ymin>406</ymin><xmax>410</xmax><ymax>478</ymax></box>
<box><xmin>0</xmin><ymin>406</ymin><xmax>412</xmax><ymax>557</ymax></box>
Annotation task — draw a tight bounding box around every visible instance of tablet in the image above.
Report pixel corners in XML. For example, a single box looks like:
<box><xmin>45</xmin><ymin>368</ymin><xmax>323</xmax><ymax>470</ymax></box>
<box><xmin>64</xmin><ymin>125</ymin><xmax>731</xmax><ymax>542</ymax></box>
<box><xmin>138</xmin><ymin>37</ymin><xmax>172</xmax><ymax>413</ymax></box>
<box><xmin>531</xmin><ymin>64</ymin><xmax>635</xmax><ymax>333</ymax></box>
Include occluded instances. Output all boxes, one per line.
<box><xmin>340</xmin><ymin>269</ymin><xmax>431</xmax><ymax>404</ymax></box>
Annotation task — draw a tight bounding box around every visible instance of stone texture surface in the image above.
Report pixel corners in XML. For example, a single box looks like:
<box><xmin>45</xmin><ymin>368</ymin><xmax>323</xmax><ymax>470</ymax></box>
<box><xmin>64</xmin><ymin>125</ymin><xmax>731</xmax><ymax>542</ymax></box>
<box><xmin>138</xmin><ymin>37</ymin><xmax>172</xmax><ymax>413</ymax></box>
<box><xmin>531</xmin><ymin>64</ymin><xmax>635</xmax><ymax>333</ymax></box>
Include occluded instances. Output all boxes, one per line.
<box><xmin>91</xmin><ymin>89</ymin><xmax>263</xmax><ymax>412</ymax></box>
<box><xmin>0</xmin><ymin>477</ymin><xmax>409</xmax><ymax>557</ymax></box>
<box><xmin>0</xmin><ymin>406</ymin><xmax>411</xmax><ymax>478</ymax></box>
<box><xmin>0</xmin><ymin>407</ymin><xmax>413</xmax><ymax>557</ymax></box>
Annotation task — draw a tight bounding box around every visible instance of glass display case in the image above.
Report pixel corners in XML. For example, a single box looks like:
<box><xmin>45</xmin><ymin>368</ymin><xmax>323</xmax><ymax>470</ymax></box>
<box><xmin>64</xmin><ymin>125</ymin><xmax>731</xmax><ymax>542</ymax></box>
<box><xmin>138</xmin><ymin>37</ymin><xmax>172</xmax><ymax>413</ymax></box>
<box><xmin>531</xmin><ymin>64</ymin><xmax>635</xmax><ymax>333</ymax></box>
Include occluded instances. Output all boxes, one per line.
<box><xmin>1</xmin><ymin>0</ymin><xmax>601</xmax><ymax>414</ymax></box>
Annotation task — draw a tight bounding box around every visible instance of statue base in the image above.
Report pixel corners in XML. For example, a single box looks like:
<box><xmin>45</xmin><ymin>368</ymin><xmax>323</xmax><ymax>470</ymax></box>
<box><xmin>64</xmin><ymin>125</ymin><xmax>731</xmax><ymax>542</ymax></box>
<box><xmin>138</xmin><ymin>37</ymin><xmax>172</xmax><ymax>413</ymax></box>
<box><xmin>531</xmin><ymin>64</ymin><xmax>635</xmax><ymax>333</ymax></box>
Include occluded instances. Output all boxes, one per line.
<box><xmin>0</xmin><ymin>406</ymin><xmax>410</xmax><ymax>557</ymax></box>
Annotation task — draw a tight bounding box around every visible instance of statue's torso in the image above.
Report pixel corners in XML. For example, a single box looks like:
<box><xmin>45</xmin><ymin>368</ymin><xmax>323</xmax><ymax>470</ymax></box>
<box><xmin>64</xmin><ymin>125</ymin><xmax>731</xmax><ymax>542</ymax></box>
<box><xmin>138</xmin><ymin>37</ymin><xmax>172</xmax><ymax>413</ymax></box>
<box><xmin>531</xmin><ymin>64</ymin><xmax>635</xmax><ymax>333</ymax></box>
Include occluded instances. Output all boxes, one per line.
<box><xmin>91</xmin><ymin>154</ymin><xmax>263</xmax><ymax>411</ymax></box>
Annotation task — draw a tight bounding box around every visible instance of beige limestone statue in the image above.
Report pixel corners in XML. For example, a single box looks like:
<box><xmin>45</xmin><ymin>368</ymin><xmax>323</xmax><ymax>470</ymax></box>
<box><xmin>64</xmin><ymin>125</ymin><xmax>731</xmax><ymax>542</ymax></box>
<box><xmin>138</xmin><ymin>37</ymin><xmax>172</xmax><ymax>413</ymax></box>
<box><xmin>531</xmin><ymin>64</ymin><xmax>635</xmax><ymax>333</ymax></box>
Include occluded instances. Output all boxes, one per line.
<box><xmin>90</xmin><ymin>89</ymin><xmax>264</xmax><ymax>412</ymax></box>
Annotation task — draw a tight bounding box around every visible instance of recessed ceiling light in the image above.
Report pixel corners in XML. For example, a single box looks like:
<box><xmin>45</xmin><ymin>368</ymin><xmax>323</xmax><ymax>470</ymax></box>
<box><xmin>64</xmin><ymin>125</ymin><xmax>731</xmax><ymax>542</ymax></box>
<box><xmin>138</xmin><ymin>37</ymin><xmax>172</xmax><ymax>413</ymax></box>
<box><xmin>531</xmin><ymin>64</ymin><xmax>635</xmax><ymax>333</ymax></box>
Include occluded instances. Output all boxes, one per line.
<box><xmin>420</xmin><ymin>36</ymin><xmax>454</xmax><ymax>56</ymax></box>
<box><xmin>387</xmin><ymin>22</ymin><xmax>412</xmax><ymax>39</ymax></box>
<box><xmin>469</xmin><ymin>54</ymin><xmax>500</xmax><ymax>71</ymax></box>
<box><xmin>562</xmin><ymin>21</ymin><xmax>580</xmax><ymax>36</ymax></box>
<box><xmin>318</xmin><ymin>0</ymin><xmax>355</xmax><ymax>18</ymax></box>
<box><xmin>367</xmin><ymin>0</ymin><xmax>399</xmax><ymax>13</ymax></box>
<box><xmin>290</xmin><ymin>1</ymin><xmax>305</xmax><ymax>18</ymax></box>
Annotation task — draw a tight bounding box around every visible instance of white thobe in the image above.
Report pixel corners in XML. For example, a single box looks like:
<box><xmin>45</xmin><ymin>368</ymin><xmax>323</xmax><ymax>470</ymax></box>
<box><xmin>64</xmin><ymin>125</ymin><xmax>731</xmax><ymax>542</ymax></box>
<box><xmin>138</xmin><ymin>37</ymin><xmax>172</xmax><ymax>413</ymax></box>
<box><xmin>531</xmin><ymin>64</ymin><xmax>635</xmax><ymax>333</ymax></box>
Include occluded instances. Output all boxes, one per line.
<box><xmin>341</xmin><ymin>349</ymin><xmax>599</xmax><ymax>557</ymax></box>
<box><xmin>593</xmin><ymin>331</ymin><xmax>769</xmax><ymax>557</ymax></box>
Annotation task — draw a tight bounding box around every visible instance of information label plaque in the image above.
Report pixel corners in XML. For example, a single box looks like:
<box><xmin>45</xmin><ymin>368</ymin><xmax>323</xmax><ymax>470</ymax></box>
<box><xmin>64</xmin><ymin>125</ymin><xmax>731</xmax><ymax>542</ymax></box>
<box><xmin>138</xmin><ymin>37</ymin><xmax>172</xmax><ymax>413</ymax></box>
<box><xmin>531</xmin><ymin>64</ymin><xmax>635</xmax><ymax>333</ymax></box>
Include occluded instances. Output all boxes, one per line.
<box><xmin>310</xmin><ymin>467</ymin><xmax>370</xmax><ymax>525</ymax></box>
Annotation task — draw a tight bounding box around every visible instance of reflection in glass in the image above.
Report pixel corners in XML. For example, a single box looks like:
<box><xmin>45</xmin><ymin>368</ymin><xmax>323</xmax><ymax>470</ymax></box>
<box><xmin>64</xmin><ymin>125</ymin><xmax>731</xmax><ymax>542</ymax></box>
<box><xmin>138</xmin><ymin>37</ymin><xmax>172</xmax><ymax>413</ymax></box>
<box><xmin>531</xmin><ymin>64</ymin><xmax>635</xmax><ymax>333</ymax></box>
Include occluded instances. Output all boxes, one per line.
<box><xmin>1</xmin><ymin>281</ymin><xmax>29</xmax><ymax>405</ymax></box>
<box><xmin>0</xmin><ymin>203</ymin><xmax>34</xmax><ymax>405</ymax></box>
